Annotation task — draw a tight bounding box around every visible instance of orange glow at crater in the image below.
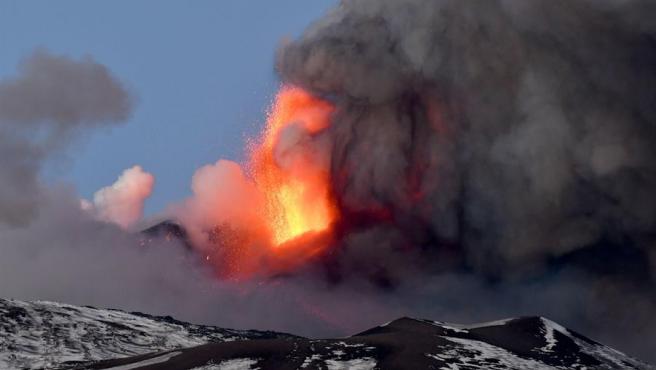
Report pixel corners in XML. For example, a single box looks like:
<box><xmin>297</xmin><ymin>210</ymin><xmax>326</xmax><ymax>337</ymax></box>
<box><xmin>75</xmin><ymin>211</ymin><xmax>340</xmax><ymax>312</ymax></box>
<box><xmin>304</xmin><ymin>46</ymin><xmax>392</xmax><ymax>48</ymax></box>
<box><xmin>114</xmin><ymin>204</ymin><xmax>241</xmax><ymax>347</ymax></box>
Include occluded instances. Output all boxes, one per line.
<box><xmin>248</xmin><ymin>86</ymin><xmax>336</xmax><ymax>247</ymax></box>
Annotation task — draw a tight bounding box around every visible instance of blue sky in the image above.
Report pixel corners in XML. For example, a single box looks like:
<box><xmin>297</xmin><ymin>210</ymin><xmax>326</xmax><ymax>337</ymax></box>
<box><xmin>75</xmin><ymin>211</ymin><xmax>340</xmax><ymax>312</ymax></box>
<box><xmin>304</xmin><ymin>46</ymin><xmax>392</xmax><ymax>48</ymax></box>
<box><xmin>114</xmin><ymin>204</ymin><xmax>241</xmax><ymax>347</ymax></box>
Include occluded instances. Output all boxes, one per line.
<box><xmin>0</xmin><ymin>1</ymin><xmax>335</xmax><ymax>214</ymax></box>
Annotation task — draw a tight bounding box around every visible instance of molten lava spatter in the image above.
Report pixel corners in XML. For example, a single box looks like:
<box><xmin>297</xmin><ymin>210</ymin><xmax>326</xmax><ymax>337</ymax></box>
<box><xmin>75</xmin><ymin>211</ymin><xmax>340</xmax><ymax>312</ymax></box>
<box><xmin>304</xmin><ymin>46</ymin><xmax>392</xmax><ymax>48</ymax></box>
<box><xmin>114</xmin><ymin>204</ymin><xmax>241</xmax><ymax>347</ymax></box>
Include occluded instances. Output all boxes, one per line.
<box><xmin>249</xmin><ymin>86</ymin><xmax>336</xmax><ymax>246</ymax></box>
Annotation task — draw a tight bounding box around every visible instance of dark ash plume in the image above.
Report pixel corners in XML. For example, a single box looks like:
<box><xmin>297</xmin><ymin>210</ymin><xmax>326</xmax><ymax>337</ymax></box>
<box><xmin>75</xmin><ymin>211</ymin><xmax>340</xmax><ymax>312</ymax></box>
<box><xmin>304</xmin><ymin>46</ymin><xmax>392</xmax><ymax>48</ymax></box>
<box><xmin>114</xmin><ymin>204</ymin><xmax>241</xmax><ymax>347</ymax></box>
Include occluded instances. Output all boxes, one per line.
<box><xmin>277</xmin><ymin>0</ymin><xmax>656</xmax><ymax>361</ymax></box>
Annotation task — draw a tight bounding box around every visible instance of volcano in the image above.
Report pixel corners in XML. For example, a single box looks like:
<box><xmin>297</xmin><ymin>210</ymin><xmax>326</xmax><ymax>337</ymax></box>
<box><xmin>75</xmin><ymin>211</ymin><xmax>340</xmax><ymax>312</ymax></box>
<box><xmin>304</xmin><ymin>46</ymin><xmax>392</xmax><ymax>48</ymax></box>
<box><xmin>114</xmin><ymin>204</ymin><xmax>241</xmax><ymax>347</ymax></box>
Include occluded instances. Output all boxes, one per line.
<box><xmin>141</xmin><ymin>220</ymin><xmax>653</xmax><ymax>287</ymax></box>
<box><xmin>1</xmin><ymin>0</ymin><xmax>655</xmax><ymax>368</ymax></box>
<box><xmin>0</xmin><ymin>299</ymin><xmax>651</xmax><ymax>370</ymax></box>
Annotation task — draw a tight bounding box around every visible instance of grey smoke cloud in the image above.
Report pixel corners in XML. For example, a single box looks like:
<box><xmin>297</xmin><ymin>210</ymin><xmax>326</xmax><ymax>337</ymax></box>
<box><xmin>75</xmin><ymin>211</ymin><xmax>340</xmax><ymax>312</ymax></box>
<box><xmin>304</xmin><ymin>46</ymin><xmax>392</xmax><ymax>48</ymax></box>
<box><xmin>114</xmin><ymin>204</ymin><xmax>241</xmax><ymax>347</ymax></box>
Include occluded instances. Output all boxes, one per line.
<box><xmin>0</xmin><ymin>49</ymin><xmax>134</xmax><ymax>226</ymax></box>
<box><xmin>275</xmin><ymin>0</ymin><xmax>656</xmax><ymax>361</ymax></box>
<box><xmin>0</xmin><ymin>49</ymin><xmax>132</xmax><ymax>126</ymax></box>
<box><xmin>278</xmin><ymin>0</ymin><xmax>656</xmax><ymax>269</ymax></box>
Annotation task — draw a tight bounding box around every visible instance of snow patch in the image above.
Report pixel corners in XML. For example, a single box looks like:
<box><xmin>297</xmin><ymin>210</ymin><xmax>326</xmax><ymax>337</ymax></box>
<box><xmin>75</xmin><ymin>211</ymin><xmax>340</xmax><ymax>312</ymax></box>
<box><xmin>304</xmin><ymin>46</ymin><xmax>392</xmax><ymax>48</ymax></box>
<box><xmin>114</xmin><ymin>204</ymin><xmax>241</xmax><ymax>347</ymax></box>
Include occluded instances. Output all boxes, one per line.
<box><xmin>462</xmin><ymin>318</ymin><xmax>514</xmax><ymax>329</ymax></box>
<box><xmin>106</xmin><ymin>351</ymin><xmax>181</xmax><ymax>370</ymax></box>
<box><xmin>325</xmin><ymin>357</ymin><xmax>377</xmax><ymax>370</ymax></box>
<box><xmin>571</xmin><ymin>334</ymin><xmax>648</xmax><ymax>369</ymax></box>
<box><xmin>190</xmin><ymin>358</ymin><xmax>259</xmax><ymax>370</ymax></box>
<box><xmin>428</xmin><ymin>336</ymin><xmax>560</xmax><ymax>369</ymax></box>
<box><xmin>211</xmin><ymin>358</ymin><xmax>260</xmax><ymax>370</ymax></box>
<box><xmin>540</xmin><ymin>317</ymin><xmax>568</xmax><ymax>353</ymax></box>
<box><xmin>427</xmin><ymin>318</ymin><xmax>514</xmax><ymax>332</ymax></box>
<box><xmin>300</xmin><ymin>354</ymin><xmax>321</xmax><ymax>368</ymax></box>
<box><xmin>379</xmin><ymin>320</ymin><xmax>392</xmax><ymax>327</ymax></box>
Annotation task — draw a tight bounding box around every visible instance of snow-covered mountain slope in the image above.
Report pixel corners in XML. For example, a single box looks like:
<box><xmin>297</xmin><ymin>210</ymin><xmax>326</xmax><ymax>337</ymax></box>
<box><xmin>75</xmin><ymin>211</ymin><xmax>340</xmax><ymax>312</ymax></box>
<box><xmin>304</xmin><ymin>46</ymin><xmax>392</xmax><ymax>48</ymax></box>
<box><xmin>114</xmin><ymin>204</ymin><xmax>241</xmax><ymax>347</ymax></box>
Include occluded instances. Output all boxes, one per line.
<box><xmin>0</xmin><ymin>298</ymin><xmax>294</xmax><ymax>370</ymax></box>
<box><xmin>416</xmin><ymin>317</ymin><xmax>652</xmax><ymax>370</ymax></box>
<box><xmin>78</xmin><ymin>316</ymin><xmax>655</xmax><ymax>370</ymax></box>
<box><xmin>1</xmin><ymin>299</ymin><xmax>652</xmax><ymax>370</ymax></box>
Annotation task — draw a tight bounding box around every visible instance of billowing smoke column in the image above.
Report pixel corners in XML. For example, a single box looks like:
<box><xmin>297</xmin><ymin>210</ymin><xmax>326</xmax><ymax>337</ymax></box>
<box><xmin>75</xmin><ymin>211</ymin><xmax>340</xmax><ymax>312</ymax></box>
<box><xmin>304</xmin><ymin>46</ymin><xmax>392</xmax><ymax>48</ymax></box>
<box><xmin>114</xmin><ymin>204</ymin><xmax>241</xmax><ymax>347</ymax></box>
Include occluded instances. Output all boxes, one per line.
<box><xmin>175</xmin><ymin>0</ymin><xmax>656</xmax><ymax>358</ymax></box>
<box><xmin>259</xmin><ymin>0</ymin><xmax>655</xmax><ymax>358</ymax></box>
<box><xmin>275</xmin><ymin>0</ymin><xmax>656</xmax><ymax>281</ymax></box>
<box><xmin>167</xmin><ymin>0</ymin><xmax>656</xmax><ymax>358</ymax></box>
<box><xmin>182</xmin><ymin>0</ymin><xmax>656</xmax><ymax>283</ymax></box>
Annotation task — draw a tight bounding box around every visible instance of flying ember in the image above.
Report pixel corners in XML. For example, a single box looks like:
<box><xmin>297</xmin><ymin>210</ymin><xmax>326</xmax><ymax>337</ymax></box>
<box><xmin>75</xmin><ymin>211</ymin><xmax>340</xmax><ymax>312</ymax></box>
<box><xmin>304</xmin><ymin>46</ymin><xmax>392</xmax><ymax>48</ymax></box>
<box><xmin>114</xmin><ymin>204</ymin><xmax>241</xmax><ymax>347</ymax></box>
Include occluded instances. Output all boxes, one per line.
<box><xmin>248</xmin><ymin>86</ymin><xmax>337</xmax><ymax>246</ymax></box>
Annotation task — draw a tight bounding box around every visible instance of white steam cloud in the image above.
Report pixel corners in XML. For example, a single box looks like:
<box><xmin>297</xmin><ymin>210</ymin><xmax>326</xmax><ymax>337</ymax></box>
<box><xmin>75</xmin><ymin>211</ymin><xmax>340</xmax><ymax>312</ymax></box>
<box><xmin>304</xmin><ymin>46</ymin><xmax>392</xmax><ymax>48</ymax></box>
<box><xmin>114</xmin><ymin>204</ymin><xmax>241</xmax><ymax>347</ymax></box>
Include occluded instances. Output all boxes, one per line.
<box><xmin>90</xmin><ymin>165</ymin><xmax>155</xmax><ymax>229</ymax></box>
<box><xmin>171</xmin><ymin>159</ymin><xmax>265</xmax><ymax>250</ymax></box>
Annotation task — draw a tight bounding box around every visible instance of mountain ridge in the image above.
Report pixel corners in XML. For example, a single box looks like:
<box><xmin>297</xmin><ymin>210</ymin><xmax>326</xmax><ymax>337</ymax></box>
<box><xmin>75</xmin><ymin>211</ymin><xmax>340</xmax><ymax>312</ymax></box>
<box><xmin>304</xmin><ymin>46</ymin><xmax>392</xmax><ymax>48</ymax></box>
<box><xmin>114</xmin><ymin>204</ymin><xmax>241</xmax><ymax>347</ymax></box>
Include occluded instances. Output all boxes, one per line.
<box><xmin>1</xmin><ymin>298</ymin><xmax>652</xmax><ymax>369</ymax></box>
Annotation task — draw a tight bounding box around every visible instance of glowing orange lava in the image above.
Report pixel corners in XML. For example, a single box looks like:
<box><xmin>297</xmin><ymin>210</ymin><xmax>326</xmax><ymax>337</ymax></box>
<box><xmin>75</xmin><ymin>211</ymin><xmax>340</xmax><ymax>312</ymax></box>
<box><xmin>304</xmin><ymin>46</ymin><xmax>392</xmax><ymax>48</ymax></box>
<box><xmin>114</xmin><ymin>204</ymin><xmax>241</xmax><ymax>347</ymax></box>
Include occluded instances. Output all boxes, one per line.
<box><xmin>248</xmin><ymin>86</ymin><xmax>336</xmax><ymax>246</ymax></box>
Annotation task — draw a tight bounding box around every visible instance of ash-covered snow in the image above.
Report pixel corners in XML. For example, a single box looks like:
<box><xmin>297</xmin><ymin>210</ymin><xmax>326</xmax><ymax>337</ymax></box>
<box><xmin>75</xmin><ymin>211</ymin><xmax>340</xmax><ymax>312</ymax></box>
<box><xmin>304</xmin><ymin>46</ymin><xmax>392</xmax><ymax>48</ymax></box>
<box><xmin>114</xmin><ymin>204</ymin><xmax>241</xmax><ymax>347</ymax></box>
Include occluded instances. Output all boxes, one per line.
<box><xmin>540</xmin><ymin>317</ymin><xmax>568</xmax><ymax>353</ymax></box>
<box><xmin>428</xmin><ymin>337</ymin><xmax>559</xmax><ymax>370</ymax></box>
<box><xmin>428</xmin><ymin>318</ymin><xmax>514</xmax><ymax>332</ymax></box>
<box><xmin>202</xmin><ymin>358</ymin><xmax>260</xmax><ymax>370</ymax></box>
<box><xmin>0</xmin><ymin>298</ymin><xmax>290</xmax><ymax>369</ymax></box>
<box><xmin>325</xmin><ymin>357</ymin><xmax>376</xmax><ymax>370</ymax></box>
<box><xmin>1</xmin><ymin>298</ymin><xmax>652</xmax><ymax>370</ymax></box>
<box><xmin>296</xmin><ymin>340</ymin><xmax>377</xmax><ymax>370</ymax></box>
<box><xmin>569</xmin><ymin>331</ymin><xmax>648</xmax><ymax>370</ymax></box>
<box><xmin>422</xmin><ymin>316</ymin><xmax>652</xmax><ymax>370</ymax></box>
<box><xmin>105</xmin><ymin>351</ymin><xmax>182</xmax><ymax>370</ymax></box>
<box><xmin>300</xmin><ymin>354</ymin><xmax>321</xmax><ymax>368</ymax></box>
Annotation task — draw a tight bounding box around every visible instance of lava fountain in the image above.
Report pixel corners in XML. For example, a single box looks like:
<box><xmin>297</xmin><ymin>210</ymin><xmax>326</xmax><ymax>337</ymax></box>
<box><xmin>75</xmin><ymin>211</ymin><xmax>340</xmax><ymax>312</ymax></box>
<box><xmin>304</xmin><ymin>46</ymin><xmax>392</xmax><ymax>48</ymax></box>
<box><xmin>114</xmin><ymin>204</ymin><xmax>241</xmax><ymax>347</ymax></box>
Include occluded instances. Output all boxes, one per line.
<box><xmin>178</xmin><ymin>85</ymin><xmax>340</xmax><ymax>278</ymax></box>
<box><xmin>248</xmin><ymin>86</ymin><xmax>337</xmax><ymax>248</ymax></box>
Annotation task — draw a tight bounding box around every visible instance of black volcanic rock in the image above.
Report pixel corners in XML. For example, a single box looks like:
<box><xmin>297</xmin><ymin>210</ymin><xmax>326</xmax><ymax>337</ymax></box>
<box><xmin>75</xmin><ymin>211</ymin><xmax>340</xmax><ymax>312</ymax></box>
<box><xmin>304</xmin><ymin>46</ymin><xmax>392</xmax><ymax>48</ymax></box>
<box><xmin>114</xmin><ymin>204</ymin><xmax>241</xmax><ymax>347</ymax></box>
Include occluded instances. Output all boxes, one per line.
<box><xmin>139</xmin><ymin>220</ymin><xmax>194</xmax><ymax>250</ymax></box>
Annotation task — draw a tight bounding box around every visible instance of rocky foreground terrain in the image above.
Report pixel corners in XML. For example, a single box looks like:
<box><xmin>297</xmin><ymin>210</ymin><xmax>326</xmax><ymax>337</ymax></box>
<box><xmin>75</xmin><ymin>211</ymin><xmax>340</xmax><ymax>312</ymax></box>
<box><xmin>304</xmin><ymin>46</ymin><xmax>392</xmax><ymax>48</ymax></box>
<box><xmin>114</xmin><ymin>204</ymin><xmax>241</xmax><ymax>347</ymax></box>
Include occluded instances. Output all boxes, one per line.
<box><xmin>0</xmin><ymin>298</ymin><xmax>652</xmax><ymax>369</ymax></box>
